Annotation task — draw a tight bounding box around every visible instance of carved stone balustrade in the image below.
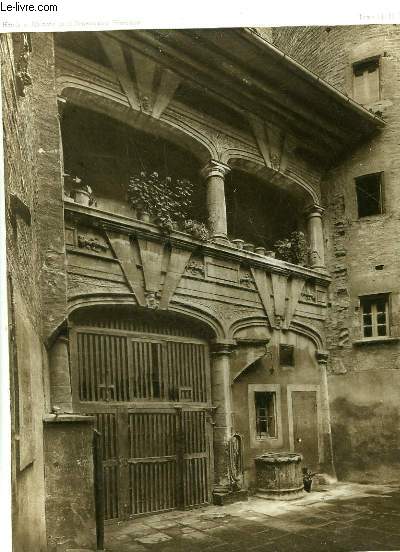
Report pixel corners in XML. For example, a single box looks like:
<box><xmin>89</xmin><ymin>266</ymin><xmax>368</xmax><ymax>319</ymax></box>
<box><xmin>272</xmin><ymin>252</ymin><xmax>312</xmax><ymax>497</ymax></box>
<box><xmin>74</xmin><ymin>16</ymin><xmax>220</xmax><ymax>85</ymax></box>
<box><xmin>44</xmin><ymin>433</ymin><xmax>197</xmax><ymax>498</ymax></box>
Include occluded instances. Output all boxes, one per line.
<box><xmin>64</xmin><ymin>199</ymin><xmax>330</xmax><ymax>344</ymax></box>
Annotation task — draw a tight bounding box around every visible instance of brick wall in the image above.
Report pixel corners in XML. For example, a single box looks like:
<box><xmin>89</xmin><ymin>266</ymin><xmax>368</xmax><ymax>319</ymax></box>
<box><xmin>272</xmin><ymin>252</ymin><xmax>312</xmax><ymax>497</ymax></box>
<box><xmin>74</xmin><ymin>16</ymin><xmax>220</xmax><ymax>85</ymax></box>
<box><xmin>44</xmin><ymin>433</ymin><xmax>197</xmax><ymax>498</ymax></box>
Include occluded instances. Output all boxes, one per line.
<box><xmin>272</xmin><ymin>25</ymin><xmax>400</xmax><ymax>94</ymax></box>
<box><xmin>271</xmin><ymin>24</ymin><xmax>400</xmax><ymax>481</ymax></box>
<box><xmin>2</xmin><ymin>32</ymin><xmax>67</xmax><ymax>551</ymax></box>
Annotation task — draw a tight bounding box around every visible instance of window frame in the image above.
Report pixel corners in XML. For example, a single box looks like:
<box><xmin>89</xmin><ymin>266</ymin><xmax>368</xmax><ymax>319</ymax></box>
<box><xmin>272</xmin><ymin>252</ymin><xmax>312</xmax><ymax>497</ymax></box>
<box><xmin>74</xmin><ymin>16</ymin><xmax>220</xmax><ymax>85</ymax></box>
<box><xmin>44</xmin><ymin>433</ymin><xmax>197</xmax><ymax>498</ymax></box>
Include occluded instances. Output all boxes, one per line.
<box><xmin>248</xmin><ymin>384</ymin><xmax>283</xmax><ymax>447</ymax></box>
<box><xmin>360</xmin><ymin>293</ymin><xmax>390</xmax><ymax>340</ymax></box>
<box><xmin>352</xmin><ymin>55</ymin><xmax>381</xmax><ymax>105</ymax></box>
<box><xmin>355</xmin><ymin>172</ymin><xmax>384</xmax><ymax>219</ymax></box>
<box><xmin>254</xmin><ymin>391</ymin><xmax>277</xmax><ymax>440</ymax></box>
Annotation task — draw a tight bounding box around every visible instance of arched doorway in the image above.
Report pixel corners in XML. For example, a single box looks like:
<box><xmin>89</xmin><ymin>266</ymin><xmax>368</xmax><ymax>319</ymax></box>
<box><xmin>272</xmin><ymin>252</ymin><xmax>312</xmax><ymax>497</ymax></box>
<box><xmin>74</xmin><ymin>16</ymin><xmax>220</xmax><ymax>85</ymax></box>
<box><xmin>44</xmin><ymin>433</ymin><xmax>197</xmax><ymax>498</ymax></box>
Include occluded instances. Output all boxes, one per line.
<box><xmin>69</xmin><ymin>306</ymin><xmax>214</xmax><ymax>521</ymax></box>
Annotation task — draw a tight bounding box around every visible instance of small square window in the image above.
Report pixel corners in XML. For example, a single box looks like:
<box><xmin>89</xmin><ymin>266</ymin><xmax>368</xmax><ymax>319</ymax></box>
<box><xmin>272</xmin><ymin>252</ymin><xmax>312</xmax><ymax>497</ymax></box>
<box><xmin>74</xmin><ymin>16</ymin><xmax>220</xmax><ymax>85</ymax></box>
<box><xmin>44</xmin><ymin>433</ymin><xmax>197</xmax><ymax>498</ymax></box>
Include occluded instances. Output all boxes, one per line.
<box><xmin>360</xmin><ymin>295</ymin><xmax>389</xmax><ymax>339</ymax></box>
<box><xmin>353</xmin><ymin>57</ymin><xmax>380</xmax><ymax>105</ymax></box>
<box><xmin>255</xmin><ymin>392</ymin><xmax>277</xmax><ymax>439</ymax></box>
<box><xmin>279</xmin><ymin>344</ymin><xmax>294</xmax><ymax>367</ymax></box>
<box><xmin>355</xmin><ymin>173</ymin><xmax>383</xmax><ymax>218</ymax></box>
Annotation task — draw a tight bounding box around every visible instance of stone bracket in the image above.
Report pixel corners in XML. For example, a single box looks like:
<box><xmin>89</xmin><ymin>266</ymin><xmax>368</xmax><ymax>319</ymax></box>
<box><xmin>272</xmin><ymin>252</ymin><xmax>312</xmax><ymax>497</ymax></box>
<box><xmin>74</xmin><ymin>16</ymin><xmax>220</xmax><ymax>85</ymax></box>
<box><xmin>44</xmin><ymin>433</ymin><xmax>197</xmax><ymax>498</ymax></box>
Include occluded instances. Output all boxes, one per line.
<box><xmin>106</xmin><ymin>231</ymin><xmax>146</xmax><ymax>306</ymax></box>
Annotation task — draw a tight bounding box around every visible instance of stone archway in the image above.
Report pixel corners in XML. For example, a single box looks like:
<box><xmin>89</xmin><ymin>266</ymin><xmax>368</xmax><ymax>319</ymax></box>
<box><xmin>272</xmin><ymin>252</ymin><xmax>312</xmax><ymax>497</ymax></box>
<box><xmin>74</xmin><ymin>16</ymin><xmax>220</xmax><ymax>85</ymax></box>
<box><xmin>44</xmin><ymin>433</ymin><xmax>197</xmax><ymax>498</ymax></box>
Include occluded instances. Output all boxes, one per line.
<box><xmin>68</xmin><ymin>304</ymin><xmax>217</xmax><ymax>520</ymax></box>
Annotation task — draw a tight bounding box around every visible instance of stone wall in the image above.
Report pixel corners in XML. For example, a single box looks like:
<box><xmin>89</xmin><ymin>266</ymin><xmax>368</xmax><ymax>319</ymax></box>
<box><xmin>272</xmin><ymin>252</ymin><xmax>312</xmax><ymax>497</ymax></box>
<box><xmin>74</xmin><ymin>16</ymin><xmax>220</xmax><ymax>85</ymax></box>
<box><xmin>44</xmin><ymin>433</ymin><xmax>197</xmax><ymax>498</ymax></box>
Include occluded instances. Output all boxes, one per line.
<box><xmin>44</xmin><ymin>418</ymin><xmax>96</xmax><ymax>552</ymax></box>
<box><xmin>233</xmin><ymin>331</ymin><xmax>325</xmax><ymax>488</ymax></box>
<box><xmin>2</xmin><ymin>32</ymin><xmax>69</xmax><ymax>551</ymax></box>
<box><xmin>270</xmin><ymin>24</ymin><xmax>400</xmax><ymax>481</ymax></box>
<box><xmin>2</xmin><ymin>33</ymin><xmax>47</xmax><ymax>552</ymax></box>
<box><xmin>272</xmin><ymin>25</ymin><xmax>400</xmax><ymax>96</ymax></box>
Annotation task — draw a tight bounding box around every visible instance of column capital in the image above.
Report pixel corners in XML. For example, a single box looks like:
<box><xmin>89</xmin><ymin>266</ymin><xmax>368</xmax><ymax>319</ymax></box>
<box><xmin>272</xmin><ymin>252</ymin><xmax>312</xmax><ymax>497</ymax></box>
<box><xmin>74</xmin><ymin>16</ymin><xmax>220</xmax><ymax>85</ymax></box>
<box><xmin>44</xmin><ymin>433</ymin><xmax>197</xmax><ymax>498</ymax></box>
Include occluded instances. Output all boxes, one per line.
<box><xmin>305</xmin><ymin>203</ymin><xmax>325</xmax><ymax>217</ymax></box>
<box><xmin>316</xmin><ymin>350</ymin><xmax>329</xmax><ymax>365</ymax></box>
<box><xmin>211</xmin><ymin>339</ymin><xmax>236</xmax><ymax>355</ymax></box>
<box><xmin>200</xmin><ymin>159</ymin><xmax>231</xmax><ymax>180</ymax></box>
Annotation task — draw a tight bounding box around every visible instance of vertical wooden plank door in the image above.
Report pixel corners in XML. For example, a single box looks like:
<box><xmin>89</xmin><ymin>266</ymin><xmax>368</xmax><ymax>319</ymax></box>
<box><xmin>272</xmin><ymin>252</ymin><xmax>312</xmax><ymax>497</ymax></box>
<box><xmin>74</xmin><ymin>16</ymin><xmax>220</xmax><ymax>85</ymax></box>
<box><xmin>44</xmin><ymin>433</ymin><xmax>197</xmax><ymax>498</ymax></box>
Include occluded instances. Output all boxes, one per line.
<box><xmin>71</xmin><ymin>325</ymin><xmax>212</xmax><ymax>521</ymax></box>
<box><xmin>182</xmin><ymin>409</ymin><xmax>210</xmax><ymax>508</ymax></box>
<box><xmin>291</xmin><ymin>391</ymin><xmax>319</xmax><ymax>470</ymax></box>
<box><xmin>127</xmin><ymin>409</ymin><xmax>178</xmax><ymax>515</ymax></box>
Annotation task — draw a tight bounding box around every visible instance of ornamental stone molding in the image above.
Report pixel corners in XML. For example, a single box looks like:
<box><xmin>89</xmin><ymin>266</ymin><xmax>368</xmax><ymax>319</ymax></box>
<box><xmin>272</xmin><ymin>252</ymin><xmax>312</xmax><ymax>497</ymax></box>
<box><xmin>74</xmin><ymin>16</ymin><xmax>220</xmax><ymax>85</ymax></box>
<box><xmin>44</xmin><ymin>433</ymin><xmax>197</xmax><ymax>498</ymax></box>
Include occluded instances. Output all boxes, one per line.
<box><xmin>56</xmin><ymin>48</ymin><xmax>322</xmax><ymax>205</ymax></box>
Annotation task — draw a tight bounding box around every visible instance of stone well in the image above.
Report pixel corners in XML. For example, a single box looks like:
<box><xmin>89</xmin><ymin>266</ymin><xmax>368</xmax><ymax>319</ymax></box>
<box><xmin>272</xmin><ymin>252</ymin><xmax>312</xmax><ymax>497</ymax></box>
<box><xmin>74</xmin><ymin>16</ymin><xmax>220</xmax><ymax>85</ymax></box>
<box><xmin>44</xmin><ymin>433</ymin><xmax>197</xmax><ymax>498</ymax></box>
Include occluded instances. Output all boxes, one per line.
<box><xmin>255</xmin><ymin>452</ymin><xmax>305</xmax><ymax>500</ymax></box>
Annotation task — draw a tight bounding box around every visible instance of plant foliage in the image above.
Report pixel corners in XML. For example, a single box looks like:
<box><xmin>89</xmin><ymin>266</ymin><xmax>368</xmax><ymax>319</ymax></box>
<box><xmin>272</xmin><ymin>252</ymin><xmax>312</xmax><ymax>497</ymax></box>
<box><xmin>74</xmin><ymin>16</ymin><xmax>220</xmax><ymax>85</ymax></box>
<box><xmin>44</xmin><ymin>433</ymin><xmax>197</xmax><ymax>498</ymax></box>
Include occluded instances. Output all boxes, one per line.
<box><xmin>128</xmin><ymin>171</ymin><xmax>210</xmax><ymax>241</ymax></box>
<box><xmin>273</xmin><ymin>231</ymin><xmax>309</xmax><ymax>266</ymax></box>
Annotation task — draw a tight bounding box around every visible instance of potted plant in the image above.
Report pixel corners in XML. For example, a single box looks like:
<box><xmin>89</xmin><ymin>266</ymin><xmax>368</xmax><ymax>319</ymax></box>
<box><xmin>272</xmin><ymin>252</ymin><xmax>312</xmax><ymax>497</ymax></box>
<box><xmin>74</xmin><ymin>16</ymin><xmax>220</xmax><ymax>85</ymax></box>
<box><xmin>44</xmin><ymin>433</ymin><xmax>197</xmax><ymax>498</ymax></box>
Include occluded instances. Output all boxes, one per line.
<box><xmin>302</xmin><ymin>467</ymin><xmax>317</xmax><ymax>492</ymax></box>
<box><xmin>65</xmin><ymin>174</ymin><xmax>95</xmax><ymax>207</ymax></box>
<box><xmin>273</xmin><ymin>231</ymin><xmax>309</xmax><ymax>265</ymax></box>
<box><xmin>182</xmin><ymin>219</ymin><xmax>210</xmax><ymax>241</ymax></box>
<box><xmin>127</xmin><ymin>171</ymin><xmax>209</xmax><ymax>241</ymax></box>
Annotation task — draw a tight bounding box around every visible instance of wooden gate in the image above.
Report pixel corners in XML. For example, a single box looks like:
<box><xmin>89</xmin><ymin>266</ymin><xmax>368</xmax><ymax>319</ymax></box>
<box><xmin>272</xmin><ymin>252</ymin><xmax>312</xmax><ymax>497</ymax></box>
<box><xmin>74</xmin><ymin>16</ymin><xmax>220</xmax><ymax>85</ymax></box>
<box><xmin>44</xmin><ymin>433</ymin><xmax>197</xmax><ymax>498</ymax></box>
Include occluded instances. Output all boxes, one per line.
<box><xmin>70</xmin><ymin>323</ymin><xmax>212</xmax><ymax>521</ymax></box>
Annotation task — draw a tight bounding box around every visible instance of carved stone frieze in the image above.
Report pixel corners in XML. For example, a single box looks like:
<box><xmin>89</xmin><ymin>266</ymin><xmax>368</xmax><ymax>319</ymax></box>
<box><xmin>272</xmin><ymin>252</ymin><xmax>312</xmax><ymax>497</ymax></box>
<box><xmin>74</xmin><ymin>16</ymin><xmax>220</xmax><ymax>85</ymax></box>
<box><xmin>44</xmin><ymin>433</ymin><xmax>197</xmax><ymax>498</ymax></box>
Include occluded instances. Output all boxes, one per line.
<box><xmin>301</xmin><ymin>281</ymin><xmax>317</xmax><ymax>303</ymax></box>
<box><xmin>301</xmin><ymin>290</ymin><xmax>317</xmax><ymax>303</ymax></box>
<box><xmin>239</xmin><ymin>266</ymin><xmax>255</xmax><ymax>288</ymax></box>
<box><xmin>77</xmin><ymin>234</ymin><xmax>108</xmax><ymax>253</ymax></box>
<box><xmin>185</xmin><ymin>258</ymin><xmax>206</xmax><ymax>277</ymax></box>
<box><xmin>187</xmin><ymin>297</ymin><xmax>263</xmax><ymax>327</ymax></box>
<box><xmin>67</xmin><ymin>273</ymin><xmax>130</xmax><ymax>298</ymax></box>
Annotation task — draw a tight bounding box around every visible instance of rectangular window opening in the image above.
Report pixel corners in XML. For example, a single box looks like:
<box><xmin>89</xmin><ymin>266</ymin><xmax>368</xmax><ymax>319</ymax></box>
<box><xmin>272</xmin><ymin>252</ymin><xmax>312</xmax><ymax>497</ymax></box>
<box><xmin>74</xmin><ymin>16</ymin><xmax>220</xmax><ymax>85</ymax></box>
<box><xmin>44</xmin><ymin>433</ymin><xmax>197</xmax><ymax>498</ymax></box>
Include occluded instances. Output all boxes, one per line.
<box><xmin>355</xmin><ymin>173</ymin><xmax>383</xmax><ymax>218</ymax></box>
<box><xmin>255</xmin><ymin>391</ymin><xmax>277</xmax><ymax>439</ymax></box>
<box><xmin>360</xmin><ymin>294</ymin><xmax>389</xmax><ymax>339</ymax></box>
<box><xmin>279</xmin><ymin>344</ymin><xmax>295</xmax><ymax>367</ymax></box>
<box><xmin>353</xmin><ymin>57</ymin><xmax>380</xmax><ymax>105</ymax></box>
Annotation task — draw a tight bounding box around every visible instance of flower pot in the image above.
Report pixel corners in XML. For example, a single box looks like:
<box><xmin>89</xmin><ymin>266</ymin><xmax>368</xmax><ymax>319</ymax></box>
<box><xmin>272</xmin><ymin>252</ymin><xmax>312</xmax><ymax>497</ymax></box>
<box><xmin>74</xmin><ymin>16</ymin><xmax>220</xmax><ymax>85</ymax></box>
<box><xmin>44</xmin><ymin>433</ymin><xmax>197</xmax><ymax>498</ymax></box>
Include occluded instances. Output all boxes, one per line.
<box><xmin>304</xmin><ymin>479</ymin><xmax>313</xmax><ymax>493</ymax></box>
<box><xmin>265</xmin><ymin>250</ymin><xmax>276</xmax><ymax>258</ymax></box>
<box><xmin>140</xmin><ymin>211</ymin><xmax>151</xmax><ymax>223</ymax></box>
<box><xmin>72</xmin><ymin>188</ymin><xmax>91</xmax><ymax>207</ymax></box>
<box><xmin>255</xmin><ymin>247</ymin><xmax>266</xmax><ymax>256</ymax></box>
<box><xmin>231</xmin><ymin>239</ymin><xmax>245</xmax><ymax>250</ymax></box>
<box><xmin>243</xmin><ymin>243</ymin><xmax>255</xmax><ymax>252</ymax></box>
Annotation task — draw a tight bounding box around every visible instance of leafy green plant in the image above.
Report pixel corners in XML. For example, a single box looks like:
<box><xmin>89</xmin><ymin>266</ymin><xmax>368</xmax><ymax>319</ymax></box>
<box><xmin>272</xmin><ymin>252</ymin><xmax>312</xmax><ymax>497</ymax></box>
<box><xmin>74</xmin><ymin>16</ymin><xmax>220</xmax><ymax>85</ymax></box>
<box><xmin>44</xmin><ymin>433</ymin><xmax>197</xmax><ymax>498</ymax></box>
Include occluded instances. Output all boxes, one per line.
<box><xmin>128</xmin><ymin>171</ymin><xmax>209</xmax><ymax>241</ymax></box>
<box><xmin>182</xmin><ymin>219</ymin><xmax>210</xmax><ymax>241</ymax></box>
<box><xmin>273</xmin><ymin>231</ymin><xmax>309</xmax><ymax>265</ymax></box>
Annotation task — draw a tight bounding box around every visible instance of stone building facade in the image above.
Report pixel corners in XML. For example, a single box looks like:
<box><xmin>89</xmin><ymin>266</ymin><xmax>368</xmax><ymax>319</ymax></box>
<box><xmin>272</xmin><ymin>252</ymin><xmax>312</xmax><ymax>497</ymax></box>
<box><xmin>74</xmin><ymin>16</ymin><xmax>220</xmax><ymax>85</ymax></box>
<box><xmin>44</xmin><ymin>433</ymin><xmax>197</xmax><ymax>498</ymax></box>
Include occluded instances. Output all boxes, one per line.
<box><xmin>274</xmin><ymin>25</ymin><xmax>400</xmax><ymax>483</ymax></box>
<box><xmin>2</xmin><ymin>25</ymin><xmax>399</xmax><ymax>552</ymax></box>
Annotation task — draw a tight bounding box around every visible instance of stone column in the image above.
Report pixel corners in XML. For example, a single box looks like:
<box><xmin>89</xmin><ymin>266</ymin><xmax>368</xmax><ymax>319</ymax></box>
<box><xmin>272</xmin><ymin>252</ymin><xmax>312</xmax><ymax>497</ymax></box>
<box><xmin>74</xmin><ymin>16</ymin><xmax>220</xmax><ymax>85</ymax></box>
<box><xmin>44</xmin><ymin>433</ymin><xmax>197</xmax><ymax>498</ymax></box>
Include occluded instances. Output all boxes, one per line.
<box><xmin>211</xmin><ymin>342</ymin><xmax>234</xmax><ymax>495</ymax></box>
<box><xmin>306</xmin><ymin>204</ymin><xmax>326</xmax><ymax>269</ymax></box>
<box><xmin>49</xmin><ymin>334</ymin><xmax>73</xmax><ymax>413</ymax></box>
<box><xmin>316</xmin><ymin>351</ymin><xmax>336</xmax><ymax>478</ymax></box>
<box><xmin>200</xmin><ymin>160</ymin><xmax>230</xmax><ymax>241</ymax></box>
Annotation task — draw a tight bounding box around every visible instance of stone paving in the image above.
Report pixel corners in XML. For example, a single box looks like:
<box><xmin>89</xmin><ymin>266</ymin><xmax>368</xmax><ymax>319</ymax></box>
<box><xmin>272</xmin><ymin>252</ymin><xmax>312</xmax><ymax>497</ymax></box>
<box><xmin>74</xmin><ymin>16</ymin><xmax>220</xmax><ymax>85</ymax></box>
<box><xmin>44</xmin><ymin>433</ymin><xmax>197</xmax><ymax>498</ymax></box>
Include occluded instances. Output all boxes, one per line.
<box><xmin>104</xmin><ymin>483</ymin><xmax>400</xmax><ymax>552</ymax></box>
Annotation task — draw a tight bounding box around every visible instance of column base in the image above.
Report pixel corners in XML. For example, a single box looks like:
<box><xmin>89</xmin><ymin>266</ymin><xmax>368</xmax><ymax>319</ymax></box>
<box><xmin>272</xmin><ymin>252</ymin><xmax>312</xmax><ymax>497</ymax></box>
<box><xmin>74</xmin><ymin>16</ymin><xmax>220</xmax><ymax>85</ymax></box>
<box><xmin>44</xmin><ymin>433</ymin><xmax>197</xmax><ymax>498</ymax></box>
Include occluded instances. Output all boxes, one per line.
<box><xmin>212</xmin><ymin>488</ymin><xmax>248</xmax><ymax>506</ymax></box>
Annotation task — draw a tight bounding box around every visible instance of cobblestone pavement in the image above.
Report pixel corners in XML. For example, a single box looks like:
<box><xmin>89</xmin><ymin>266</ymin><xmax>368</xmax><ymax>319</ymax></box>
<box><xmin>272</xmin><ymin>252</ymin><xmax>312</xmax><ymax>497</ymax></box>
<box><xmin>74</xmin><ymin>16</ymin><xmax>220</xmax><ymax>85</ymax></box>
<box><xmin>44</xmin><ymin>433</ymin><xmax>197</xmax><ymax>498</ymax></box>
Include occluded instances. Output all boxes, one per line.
<box><xmin>104</xmin><ymin>483</ymin><xmax>400</xmax><ymax>552</ymax></box>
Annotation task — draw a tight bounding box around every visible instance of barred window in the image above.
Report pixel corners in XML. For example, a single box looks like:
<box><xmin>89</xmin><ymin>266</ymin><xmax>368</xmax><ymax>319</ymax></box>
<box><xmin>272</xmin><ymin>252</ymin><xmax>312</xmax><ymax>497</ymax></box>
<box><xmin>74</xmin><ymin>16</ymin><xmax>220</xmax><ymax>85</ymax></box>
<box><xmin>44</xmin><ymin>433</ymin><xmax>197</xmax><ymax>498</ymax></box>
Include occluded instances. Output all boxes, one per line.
<box><xmin>255</xmin><ymin>392</ymin><xmax>277</xmax><ymax>439</ymax></box>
